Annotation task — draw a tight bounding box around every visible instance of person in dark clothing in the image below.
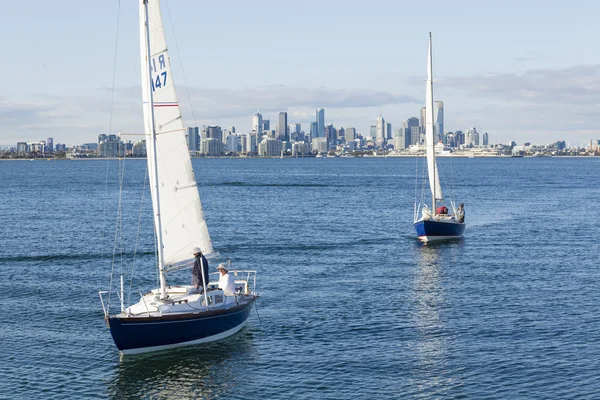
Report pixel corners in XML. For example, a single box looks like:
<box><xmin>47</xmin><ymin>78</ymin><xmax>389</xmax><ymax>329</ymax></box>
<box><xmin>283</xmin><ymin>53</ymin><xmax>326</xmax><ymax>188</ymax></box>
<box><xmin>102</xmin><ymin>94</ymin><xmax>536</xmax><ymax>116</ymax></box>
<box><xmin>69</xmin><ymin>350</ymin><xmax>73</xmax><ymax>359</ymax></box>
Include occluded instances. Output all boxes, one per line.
<box><xmin>191</xmin><ymin>247</ymin><xmax>209</xmax><ymax>292</ymax></box>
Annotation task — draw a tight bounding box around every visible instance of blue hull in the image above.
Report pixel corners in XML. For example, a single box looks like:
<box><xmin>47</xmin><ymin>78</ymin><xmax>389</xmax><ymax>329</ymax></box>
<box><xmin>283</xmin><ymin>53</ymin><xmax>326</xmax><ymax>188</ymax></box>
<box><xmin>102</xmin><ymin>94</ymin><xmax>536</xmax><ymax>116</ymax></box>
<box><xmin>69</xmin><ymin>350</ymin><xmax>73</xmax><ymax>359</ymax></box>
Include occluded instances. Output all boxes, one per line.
<box><xmin>108</xmin><ymin>299</ymin><xmax>255</xmax><ymax>354</ymax></box>
<box><xmin>414</xmin><ymin>219</ymin><xmax>465</xmax><ymax>241</ymax></box>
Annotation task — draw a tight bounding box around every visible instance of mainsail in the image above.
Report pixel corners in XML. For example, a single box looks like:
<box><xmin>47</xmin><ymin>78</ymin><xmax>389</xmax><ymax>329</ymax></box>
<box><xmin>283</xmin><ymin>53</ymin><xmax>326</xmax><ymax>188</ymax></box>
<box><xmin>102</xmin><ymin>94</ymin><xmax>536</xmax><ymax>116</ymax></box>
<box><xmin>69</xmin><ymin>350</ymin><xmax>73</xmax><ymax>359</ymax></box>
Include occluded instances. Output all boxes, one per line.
<box><xmin>139</xmin><ymin>0</ymin><xmax>213</xmax><ymax>267</ymax></box>
<box><xmin>425</xmin><ymin>33</ymin><xmax>443</xmax><ymax>202</ymax></box>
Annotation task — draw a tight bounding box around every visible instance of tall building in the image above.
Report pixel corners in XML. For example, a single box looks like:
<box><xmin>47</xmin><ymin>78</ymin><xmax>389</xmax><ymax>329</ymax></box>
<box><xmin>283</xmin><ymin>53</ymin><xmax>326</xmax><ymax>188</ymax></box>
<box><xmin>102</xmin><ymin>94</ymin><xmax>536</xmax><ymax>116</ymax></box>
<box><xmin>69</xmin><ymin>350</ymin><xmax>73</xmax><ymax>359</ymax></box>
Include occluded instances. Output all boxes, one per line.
<box><xmin>395</xmin><ymin>127</ymin><xmax>406</xmax><ymax>150</ymax></box>
<box><xmin>46</xmin><ymin>137</ymin><xmax>54</xmax><ymax>153</ymax></box>
<box><xmin>310</xmin><ymin>122</ymin><xmax>318</xmax><ymax>140</ymax></box>
<box><xmin>252</xmin><ymin>113</ymin><xmax>263</xmax><ymax>135</ymax></box>
<box><xmin>407</xmin><ymin>117</ymin><xmax>420</xmax><ymax>145</ymax></box>
<box><xmin>278</xmin><ymin>112</ymin><xmax>288</xmax><ymax>141</ymax></box>
<box><xmin>454</xmin><ymin>131</ymin><xmax>464</xmax><ymax>147</ymax></box>
<box><xmin>206</xmin><ymin>126</ymin><xmax>223</xmax><ymax>142</ymax></box>
<box><xmin>187</xmin><ymin>127</ymin><xmax>200</xmax><ymax>151</ymax></box>
<box><xmin>345</xmin><ymin>127</ymin><xmax>356</xmax><ymax>143</ymax></box>
<box><xmin>386</xmin><ymin>122</ymin><xmax>392</xmax><ymax>140</ymax></box>
<box><xmin>483</xmin><ymin>132</ymin><xmax>489</xmax><ymax>146</ymax></box>
<box><xmin>316</xmin><ymin>108</ymin><xmax>325</xmax><ymax>138</ymax></box>
<box><xmin>325</xmin><ymin>124</ymin><xmax>336</xmax><ymax>147</ymax></box>
<box><xmin>98</xmin><ymin>134</ymin><xmax>123</xmax><ymax>157</ymax></box>
<box><xmin>420</xmin><ymin>107</ymin><xmax>426</xmax><ymax>134</ymax></box>
<box><xmin>376</xmin><ymin>115</ymin><xmax>385</xmax><ymax>146</ymax></box>
<box><xmin>263</xmin><ymin>120</ymin><xmax>270</xmax><ymax>131</ymax></box>
<box><xmin>434</xmin><ymin>101</ymin><xmax>444</xmax><ymax>143</ymax></box>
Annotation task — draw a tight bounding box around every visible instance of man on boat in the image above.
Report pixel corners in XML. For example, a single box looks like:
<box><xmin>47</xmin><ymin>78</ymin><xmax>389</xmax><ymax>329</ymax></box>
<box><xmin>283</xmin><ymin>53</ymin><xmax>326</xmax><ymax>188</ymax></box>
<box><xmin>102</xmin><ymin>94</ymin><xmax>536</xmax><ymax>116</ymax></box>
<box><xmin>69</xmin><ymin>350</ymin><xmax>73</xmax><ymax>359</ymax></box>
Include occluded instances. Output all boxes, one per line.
<box><xmin>217</xmin><ymin>263</ymin><xmax>236</xmax><ymax>296</ymax></box>
<box><xmin>192</xmin><ymin>247</ymin><xmax>209</xmax><ymax>293</ymax></box>
<box><xmin>456</xmin><ymin>203</ymin><xmax>465</xmax><ymax>223</ymax></box>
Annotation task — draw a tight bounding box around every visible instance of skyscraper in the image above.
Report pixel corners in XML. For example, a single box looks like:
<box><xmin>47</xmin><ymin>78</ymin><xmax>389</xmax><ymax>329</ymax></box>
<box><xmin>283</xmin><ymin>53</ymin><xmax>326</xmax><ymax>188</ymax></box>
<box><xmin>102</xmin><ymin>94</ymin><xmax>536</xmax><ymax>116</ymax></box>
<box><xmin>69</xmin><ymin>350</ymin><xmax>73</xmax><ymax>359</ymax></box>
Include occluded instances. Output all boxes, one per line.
<box><xmin>420</xmin><ymin>107</ymin><xmax>426</xmax><ymax>134</ymax></box>
<box><xmin>434</xmin><ymin>101</ymin><xmax>444</xmax><ymax>143</ymax></box>
<box><xmin>316</xmin><ymin>108</ymin><xmax>325</xmax><ymax>138</ymax></box>
<box><xmin>376</xmin><ymin>115</ymin><xmax>385</xmax><ymax>146</ymax></box>
<box><xmin>386</xmin><ymin>122</ymin><xmax>392</xmax><ymax>140</ymax></box>
<box><xmin>252</xmin><ymin>113</ymin><xmax>263</xmax><ymax>135</ymax></box>
<box><xmin>187</xmin><ymin>127</ymin><xmax>199</xmax><ymax>151</ymax></box>
<box><xmin>278</xmin><ymin>112</ymin><xmax>288</xmax><ymax>141</ymax></box>
<box><xmin>345</xmin><ymin>127</ymin><xmax>356</xmax><ymax>143</ymax></box>
<box><xmin>407</xmin><ymin>117</ymin><xmax>420</xmax><ymax>146</ymax></box>
<box><xmin>483</xmin><ymin>132</ymin><xmax>489</xmax><ymax>146</ymax></box>
<box><xmin>46</xmin><ymin>137</ymin><xmax>54</xmax><ymax>153</ymax></box>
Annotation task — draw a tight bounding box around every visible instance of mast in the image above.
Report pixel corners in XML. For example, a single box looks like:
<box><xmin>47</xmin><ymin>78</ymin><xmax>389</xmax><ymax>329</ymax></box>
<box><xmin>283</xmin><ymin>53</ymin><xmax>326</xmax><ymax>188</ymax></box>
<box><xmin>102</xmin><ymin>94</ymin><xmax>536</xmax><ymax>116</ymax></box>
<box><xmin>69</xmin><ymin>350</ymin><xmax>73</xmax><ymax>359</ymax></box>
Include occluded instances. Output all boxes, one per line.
<box><xmin>427</xmin><ymin>32</ymin><xmax>436</xmax><ymax>215</ymax></box>
<box><xmin>143</xmin><ymin>0</ymin><xmax>168</xmax><ymax>299</ymax></box>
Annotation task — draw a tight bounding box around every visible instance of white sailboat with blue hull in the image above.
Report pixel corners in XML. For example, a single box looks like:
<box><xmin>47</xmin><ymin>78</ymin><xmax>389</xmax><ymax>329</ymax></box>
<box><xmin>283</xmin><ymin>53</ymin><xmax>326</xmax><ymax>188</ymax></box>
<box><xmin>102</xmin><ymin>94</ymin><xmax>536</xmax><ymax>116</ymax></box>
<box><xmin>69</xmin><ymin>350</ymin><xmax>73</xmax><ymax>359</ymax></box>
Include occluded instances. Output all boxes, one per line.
<box><xmin>414</xmin><ymin>33</ymin><xmax>465</xmax><ymax>242</ymax></box>
<box><xmin>99</xmin><ymin>0</ymin><xmax>258</xmax><ymax>355</ymax></box>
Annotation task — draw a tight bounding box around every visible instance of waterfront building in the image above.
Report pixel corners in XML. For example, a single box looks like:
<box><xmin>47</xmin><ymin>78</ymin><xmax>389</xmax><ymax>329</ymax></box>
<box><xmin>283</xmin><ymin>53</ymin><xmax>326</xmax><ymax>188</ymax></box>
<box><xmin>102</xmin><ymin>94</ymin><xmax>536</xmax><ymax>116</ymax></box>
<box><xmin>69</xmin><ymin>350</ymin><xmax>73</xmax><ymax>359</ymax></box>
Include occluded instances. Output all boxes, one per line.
<box><xmin>200</xmin><ymin>138</ymin><xmax>225</xmax><ymax>156</ymax></box>
<box><xmin>337</xmin><ymin>127</ymin><xmax>345</xmax><ymax>144</ymax></box>
<box><xmin>55</xmin><ymin>143</ymin><xmax>67</xmax><ymax>152</ymax></box>
<box><xmin>258</xmin><ymin>137</ymin><xmax>282</xmax><ymax>156</ymax></box>
<box><xmin>132</xmin><ymin>140</ymin><xmax>146</xmax><ymax>157</ymax></box>
<box><xmin>483</xmin><ymin>132</ymin><xmax>489</xmax><ymax>146</ymax></box>
<box><xmin>16</xmin><ymin>142</ymin><xmax>28</xmax><ymax>153</ymax></box>
<box><xmin>226</xmin><ymin>134</ymin><xmax>240</xmax><ymax>153</ymax></box>
<box><xmin>311</xmin><ymin>137</ymin><xmax>328</xmax><ymax>153</ymax></box>
<box><xmin>454</xmin><ymin>130</ymin><xmax>464</xmax><ymax>147</ymax></box>
<box><xmin>98</xmin><ymin>134</ymin><xmax>123</xmax><ymax>157</ymax></box>
<box><xmin>394</xmin><ymin>127</ymin><xmax>406</xmax><ymax>150</ymax></box>
<box><xmin>46</xmin><ymin>137</ymin><xmax>54</xmax><ymax>153</ymax></box>
<box><xmin>316</xmin><ymin>108</ymin><xmax>325</xmax><ymax>138</ymax></box>
<box><xmin>187</xmin><ymin>127</ymin><xmax>200</xmax><ymax>151</ymax></box>
<box><xmin>386</xmin><ymin>122</ymin><xmax>392</xmax><ymax>140</ymax></box>
<box><xmin>291</xmin><ymin>141</ymin><xmax>311</xmax><ymax>156</ymax></box>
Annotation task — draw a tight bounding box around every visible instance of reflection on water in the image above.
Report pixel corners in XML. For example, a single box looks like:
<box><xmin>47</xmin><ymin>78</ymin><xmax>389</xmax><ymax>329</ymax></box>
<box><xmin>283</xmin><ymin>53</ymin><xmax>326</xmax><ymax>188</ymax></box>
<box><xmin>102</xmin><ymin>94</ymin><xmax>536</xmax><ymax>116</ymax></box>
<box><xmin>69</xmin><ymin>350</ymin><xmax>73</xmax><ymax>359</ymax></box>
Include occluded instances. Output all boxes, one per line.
<box><xmin>410</xmin><ymin>242</ymin><xmax>455</xmax><ymax>395</ymax></box>
<box><xmin>106</xmin><ymin>332</ymin><xmax>255</xmax><ymax>399</ymax></box>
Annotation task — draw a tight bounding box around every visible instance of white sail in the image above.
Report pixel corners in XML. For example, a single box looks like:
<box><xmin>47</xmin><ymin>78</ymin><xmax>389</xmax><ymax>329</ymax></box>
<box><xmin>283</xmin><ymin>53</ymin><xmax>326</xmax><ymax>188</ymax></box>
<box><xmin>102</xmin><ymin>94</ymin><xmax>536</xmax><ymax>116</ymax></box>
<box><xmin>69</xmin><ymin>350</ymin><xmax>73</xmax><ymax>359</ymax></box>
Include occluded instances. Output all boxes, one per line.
<box><xmin>425</xmin><ymin>33</ymin><xmax>443</xmax><ymax>202</ymax></box>
<box><xmin>140</xmin><ymin>0</ymin><xmax>213</xmax><ymax>267</ymax></box>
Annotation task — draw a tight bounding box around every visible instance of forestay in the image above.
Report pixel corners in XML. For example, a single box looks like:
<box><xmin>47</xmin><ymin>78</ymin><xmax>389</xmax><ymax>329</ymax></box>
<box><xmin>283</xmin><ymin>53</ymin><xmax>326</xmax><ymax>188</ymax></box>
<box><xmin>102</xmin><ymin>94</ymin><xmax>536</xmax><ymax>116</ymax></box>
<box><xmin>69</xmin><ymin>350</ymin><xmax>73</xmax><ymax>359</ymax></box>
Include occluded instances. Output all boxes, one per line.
<box><xmin>139</xmin><ymin>0</ymin><xmax>213</xmax><ymax>267</ymax></box>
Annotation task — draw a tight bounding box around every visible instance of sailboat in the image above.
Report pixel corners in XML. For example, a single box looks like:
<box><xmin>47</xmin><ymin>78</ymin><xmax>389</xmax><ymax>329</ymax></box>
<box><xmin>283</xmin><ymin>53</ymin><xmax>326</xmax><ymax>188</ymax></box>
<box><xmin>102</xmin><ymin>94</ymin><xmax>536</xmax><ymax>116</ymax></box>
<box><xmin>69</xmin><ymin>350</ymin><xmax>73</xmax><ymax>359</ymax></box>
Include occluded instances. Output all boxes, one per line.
<box><xmin>413</xmin><ymin>33</ymin><xmax>465</xmax><ymax>242</ymax></box>
<box><xmin>98</xmin><ymin>0</ymin><xmax>258</xmax><ymax>355</ymax></box>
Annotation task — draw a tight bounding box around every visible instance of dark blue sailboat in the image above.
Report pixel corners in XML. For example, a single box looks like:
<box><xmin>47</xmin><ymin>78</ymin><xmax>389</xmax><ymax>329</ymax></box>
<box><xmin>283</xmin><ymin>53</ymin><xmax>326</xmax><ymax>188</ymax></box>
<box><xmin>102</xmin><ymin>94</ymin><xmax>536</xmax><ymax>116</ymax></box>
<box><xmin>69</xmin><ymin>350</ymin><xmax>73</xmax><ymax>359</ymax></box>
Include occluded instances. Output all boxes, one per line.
<box><xmin>413</xmin><ymin>33</ymin><xmax>465</xmax><ymax>242</ymax></box>
<box><xmin>99</xmin><ymin>0</ymin><xmax>257</xmax><ymax>355</ymax></box>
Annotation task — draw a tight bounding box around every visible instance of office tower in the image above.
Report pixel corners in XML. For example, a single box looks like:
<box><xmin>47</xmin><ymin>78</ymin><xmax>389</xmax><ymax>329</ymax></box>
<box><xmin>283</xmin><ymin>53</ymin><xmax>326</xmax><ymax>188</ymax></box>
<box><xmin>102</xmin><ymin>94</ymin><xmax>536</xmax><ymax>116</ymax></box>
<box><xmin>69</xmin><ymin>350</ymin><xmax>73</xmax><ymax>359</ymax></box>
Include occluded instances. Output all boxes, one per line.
<box><xmin>483</xmin><ymin>132</ymin><xmax>489</xmax><ymax>146</ymax></box>
<box><xmin>46</xmin><ymin>137</ymin><xmax>54</xmax><ymax>153</ymax></box>
<box><xmin>369</xmin><ymin>125</ymin><xmax>376</xmax><ymax>139</ymax></box>
<box><xmin>407</xmin><ymin>117</ymin><xmax>420</xmax><ymax>145</ymax></box>
<box><xmin>289</xmin><ymin>123</ymin><xmax>301</xmax><ymax>141</ymax></box>
<box><xmin>376</xmin><ymin>115</ymin><xmax>385</xmax><ymax>146</ymax></box>
<box><xmin>222</xmin><ymin>129</ymin><xmax>232</xmax><ymax>144</ymax></box>
<box><xmin>394</xmin><ymin>127</ymin><xmax>407</xmax><ymax>150</ymax></box>
<box><xmin>187</xmin><ymin>127</ymin><xmax>200</xmax><ymax>151</ymax></box>
<box><xmin>434</xmin><ymin>101</ymin><xmax>444</xmax><ymax>143</ymax></box>
<box><xmin>252</xmin><ymin>113</ymin><xmax>263</xmax><ymax>135</ymax></box>
<box><xmin>337</xmin><ymin>127</ymin><xmax>345</xmax><ymax>143</ymax></box>
<box><xmin>420</xmin><ymin>107</ymin><xmax>426</xmax><ymax>133</ymax></box>
<box><xmin>262</xmin><ymin>120</ymin><xmax>270</xmax><ymax>131</ymax></box>
<box><xmin>98</xmin><ymin>133</ymin><xmax>123</xmax><ymax>157</ymax></box>
<box><xmin>207</xmin><ymin>126</ymin><xmax>223</xmax><ymax>142</ymax></box>
<box><xmin>310</xmin><ymin>122</ymin><xmax>318</xmax><ymax>140</ymax></box>
<box><xmin>454</xmin><ymin>130</ymin><xmax>464</xmax><ymax>147</ymax></box>
<box><xmin>316</xmin><ymin>108</ymin><xmax>325</xmax><ymax>138</ymax></box>
<box><xmin>325</xmin><ymin>124</ymin><xmax>336</xmax><ymax>147</ymax></box>
<box><xmin>386</xmin><ymin>122</ymin><xmax>392</xmax><ymax>140</ymax></box>
<box><xmin>278</xmin><ymin>112</ymin><xmax>288</xmax><ymax>141</ymax></box>
<box><xmin>466</xmin><ymin>127</ymin><xmax>478</xmax><ymax>146</ymax></box>
<box><xmin>345</xmin><ymin>127</ymin><xmax>356</xmax><ymax>143</ymax></box>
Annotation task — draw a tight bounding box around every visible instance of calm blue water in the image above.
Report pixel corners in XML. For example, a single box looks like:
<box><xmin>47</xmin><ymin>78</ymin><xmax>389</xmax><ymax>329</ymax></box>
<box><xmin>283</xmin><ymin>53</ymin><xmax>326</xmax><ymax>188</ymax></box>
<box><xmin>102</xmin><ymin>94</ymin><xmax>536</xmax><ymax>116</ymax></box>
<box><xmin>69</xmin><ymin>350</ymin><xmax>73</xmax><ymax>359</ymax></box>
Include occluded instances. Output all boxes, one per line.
<box><xmin>1</xmin><ymin>157</ymin><xmax>599</xmax><ymax>399</ymax></box>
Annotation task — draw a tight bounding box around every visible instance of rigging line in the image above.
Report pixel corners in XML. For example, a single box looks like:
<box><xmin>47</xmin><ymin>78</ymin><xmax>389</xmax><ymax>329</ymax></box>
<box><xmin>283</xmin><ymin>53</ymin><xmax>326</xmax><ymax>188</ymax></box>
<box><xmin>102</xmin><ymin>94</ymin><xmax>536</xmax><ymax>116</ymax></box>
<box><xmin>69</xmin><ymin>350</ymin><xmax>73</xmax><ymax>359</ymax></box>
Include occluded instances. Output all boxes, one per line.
<box><xmin>128</xmin><ymin>163</ymin><xmax>149</xmax><ymax>306</ymax></box>
<box><xmin>104</xmin><ymin>0</ymin><xmax>123</xmax><ymax>305</ymax></box>
<box><xmin>164</xmin><ymin>0</ymin><xmax>198</xmax><ymax>128</ymax></box>
<box><xmin>108</xmin><ymin>151</ymin><xmax>127</xmax><ymax>314</ymax></box>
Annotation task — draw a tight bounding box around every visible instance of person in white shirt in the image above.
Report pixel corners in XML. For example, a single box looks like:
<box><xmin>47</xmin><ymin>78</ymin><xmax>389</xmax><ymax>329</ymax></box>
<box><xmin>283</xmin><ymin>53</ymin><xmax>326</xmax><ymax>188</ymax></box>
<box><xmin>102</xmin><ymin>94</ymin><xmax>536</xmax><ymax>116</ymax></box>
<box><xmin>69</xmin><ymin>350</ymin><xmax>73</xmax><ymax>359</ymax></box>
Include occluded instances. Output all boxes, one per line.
<box><xmin>217</xmin><ymin>263</ymin><xmax>236</xmax><ymax>296</ymax></box>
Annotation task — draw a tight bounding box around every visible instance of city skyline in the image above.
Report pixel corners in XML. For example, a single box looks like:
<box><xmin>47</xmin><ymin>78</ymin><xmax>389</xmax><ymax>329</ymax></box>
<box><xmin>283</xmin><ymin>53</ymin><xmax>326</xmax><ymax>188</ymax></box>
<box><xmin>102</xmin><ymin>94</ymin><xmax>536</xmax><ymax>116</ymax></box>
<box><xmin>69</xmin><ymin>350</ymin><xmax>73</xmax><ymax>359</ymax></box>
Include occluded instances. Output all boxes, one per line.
<box><xmin>2</xmin><ymin>1</ymin><xmax>600</xmax><ymax>146</ymax></box>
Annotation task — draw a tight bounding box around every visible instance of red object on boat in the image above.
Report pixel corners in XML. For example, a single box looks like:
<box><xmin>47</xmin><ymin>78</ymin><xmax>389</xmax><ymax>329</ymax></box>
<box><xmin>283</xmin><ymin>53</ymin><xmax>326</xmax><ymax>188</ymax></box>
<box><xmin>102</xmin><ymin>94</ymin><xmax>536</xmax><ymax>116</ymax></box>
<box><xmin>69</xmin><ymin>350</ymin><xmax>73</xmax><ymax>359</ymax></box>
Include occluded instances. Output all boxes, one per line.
<box><xmin>436</xmin><ymin>206</ymin><xmax>448</xmax><ymax>215</ymax></box>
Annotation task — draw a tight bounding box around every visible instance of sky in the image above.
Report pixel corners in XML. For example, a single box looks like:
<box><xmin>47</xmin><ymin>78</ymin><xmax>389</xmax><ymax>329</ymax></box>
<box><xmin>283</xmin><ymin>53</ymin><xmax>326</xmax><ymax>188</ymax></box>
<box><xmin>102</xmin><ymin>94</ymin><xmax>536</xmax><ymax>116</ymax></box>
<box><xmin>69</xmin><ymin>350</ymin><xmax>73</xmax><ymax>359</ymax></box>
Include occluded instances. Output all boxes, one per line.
<box><xmin>1</xmin><ymin>0</ymin><xmax>600</xmax><ymax>147</ymax></box>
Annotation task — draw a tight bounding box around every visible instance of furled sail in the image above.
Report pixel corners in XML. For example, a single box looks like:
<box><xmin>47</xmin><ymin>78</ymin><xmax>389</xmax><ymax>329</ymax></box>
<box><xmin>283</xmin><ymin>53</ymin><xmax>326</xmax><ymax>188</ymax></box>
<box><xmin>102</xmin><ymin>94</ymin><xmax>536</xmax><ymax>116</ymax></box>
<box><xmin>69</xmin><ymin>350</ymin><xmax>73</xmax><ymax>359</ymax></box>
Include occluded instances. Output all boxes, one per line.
<box><xmin>140</xmin><ymin>0</ymin><xmax>213</xmax><ymax>267</ymax></box>
<box><xmin>425</xmin><ymin>33</ymin><xmax>443</xmax><ymax>202</ymax></box>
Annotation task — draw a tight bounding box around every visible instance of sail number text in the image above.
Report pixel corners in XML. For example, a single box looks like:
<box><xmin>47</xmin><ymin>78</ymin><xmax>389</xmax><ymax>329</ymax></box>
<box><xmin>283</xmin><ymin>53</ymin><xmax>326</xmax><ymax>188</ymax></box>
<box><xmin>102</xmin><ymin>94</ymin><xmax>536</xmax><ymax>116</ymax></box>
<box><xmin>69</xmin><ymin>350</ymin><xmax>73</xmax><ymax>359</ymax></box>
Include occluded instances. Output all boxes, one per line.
<box><xmin>150</xmin><ymin>54</ymin><xmax>167</xmax><ymax>92</ymax></box>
